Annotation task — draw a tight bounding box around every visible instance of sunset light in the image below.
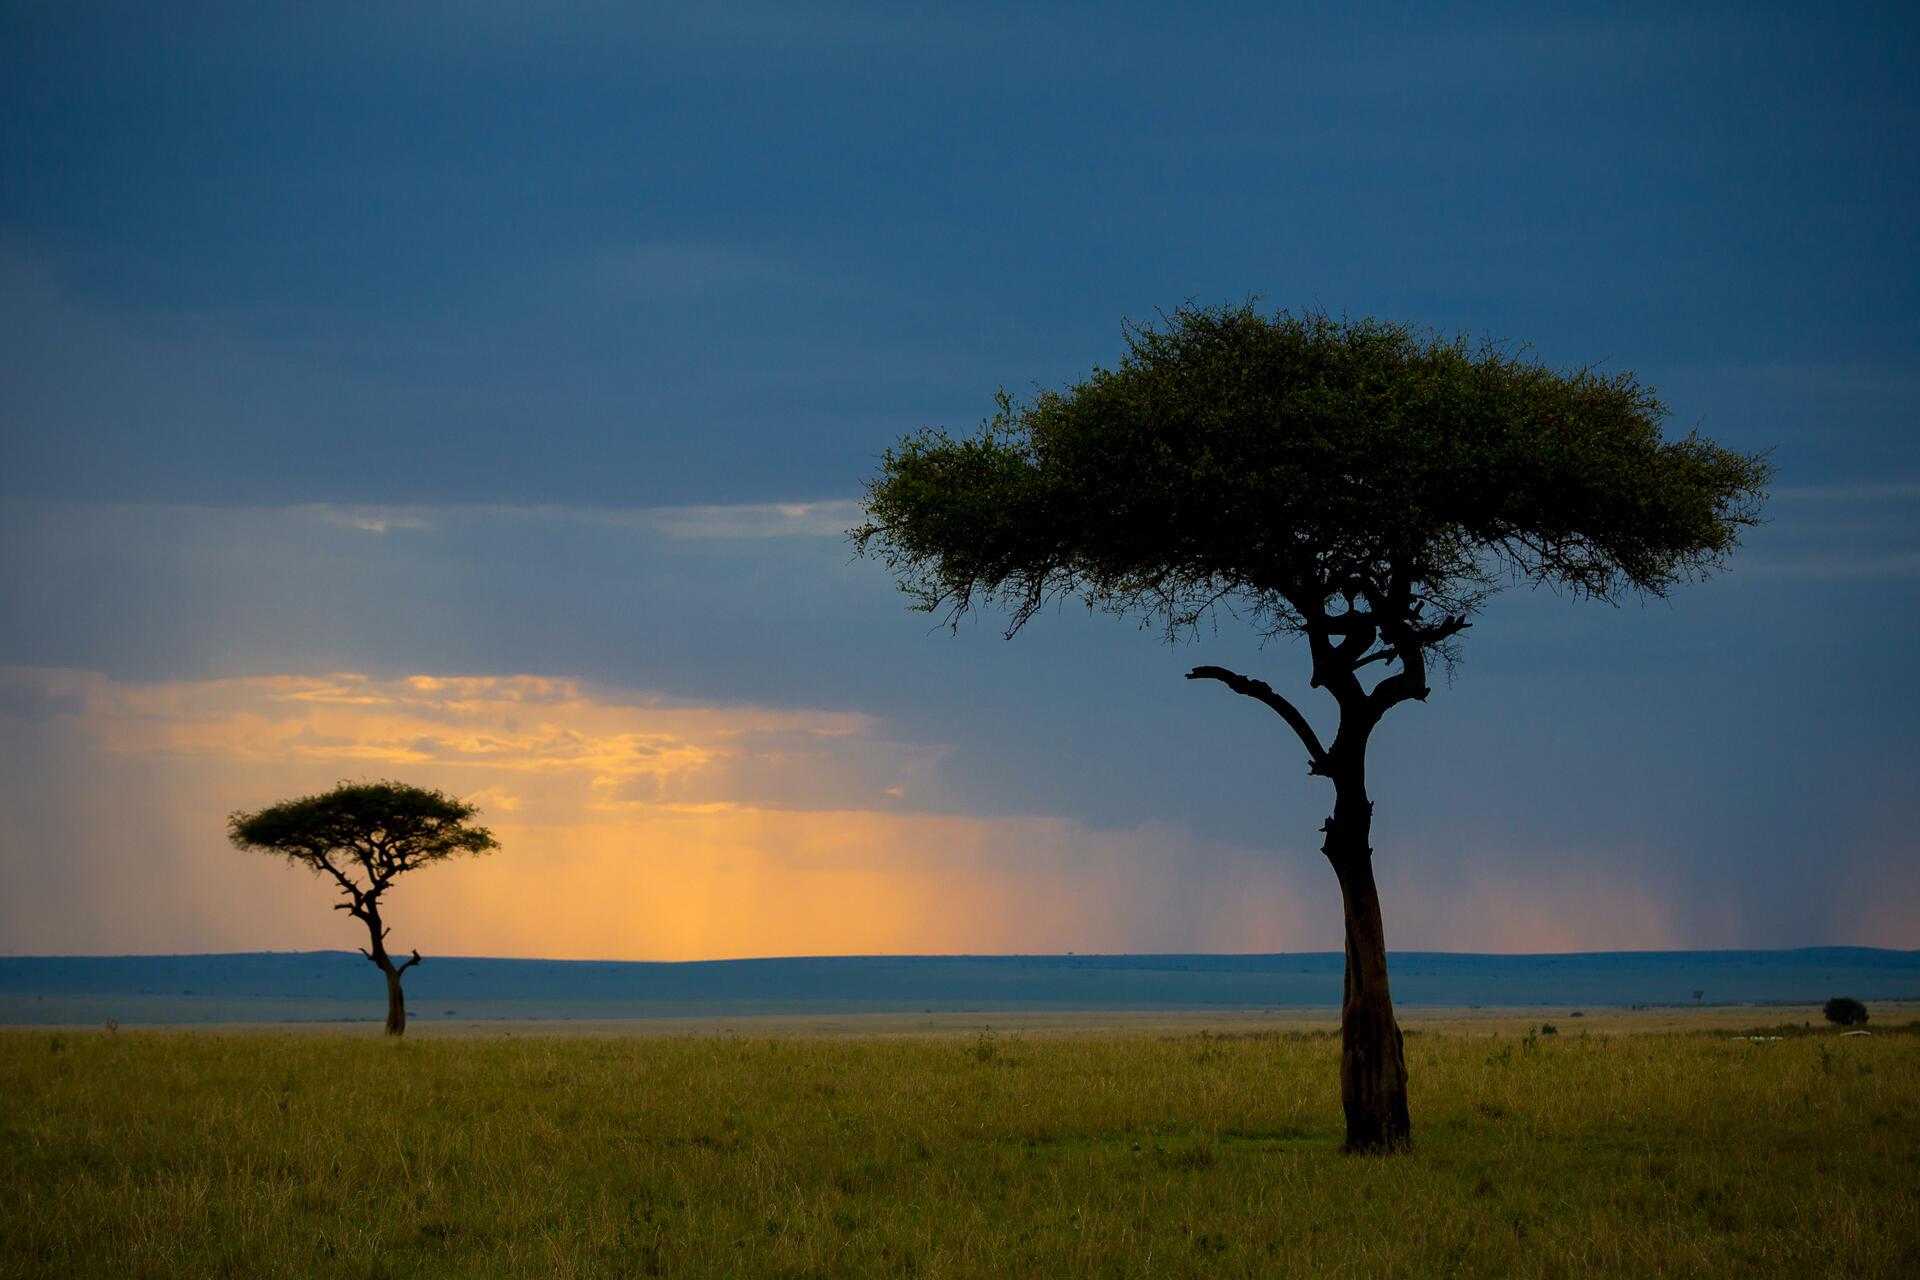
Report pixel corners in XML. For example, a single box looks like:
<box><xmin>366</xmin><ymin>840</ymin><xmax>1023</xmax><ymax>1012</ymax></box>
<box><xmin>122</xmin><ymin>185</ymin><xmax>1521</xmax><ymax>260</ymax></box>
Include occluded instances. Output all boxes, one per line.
<box><xmin>3</xmin><ymin>5</ymin><xmax>1916</xmax><ymax>1270</ymax></box>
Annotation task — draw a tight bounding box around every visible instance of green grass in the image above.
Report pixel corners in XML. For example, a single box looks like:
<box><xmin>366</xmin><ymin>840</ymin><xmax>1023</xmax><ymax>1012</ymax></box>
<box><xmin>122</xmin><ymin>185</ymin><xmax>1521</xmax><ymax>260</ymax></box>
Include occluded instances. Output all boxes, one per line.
<box><xmin>3</xmin><ymin>1023</ymin><xmax>1916</xmax><ymax>1277</ymax></box>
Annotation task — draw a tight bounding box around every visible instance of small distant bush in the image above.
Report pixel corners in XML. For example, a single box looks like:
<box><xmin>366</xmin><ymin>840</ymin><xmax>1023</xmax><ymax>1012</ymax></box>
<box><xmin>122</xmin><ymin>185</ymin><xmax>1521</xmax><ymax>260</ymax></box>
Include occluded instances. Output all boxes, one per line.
<box><xmin>1540</xmin><ymin>1023</ymin><xmax>1558</xmax><ymax>1036</ymax></box>
<box><xmin>1823</xmin><ymin>997</ymin><xmax>1869</xmax><ymax>1027</ymax></box>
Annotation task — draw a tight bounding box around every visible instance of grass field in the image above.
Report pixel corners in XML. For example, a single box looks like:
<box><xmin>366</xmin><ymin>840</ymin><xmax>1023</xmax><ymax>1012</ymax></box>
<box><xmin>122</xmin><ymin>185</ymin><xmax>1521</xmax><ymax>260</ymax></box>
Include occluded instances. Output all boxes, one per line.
<box><xmin>4</xmin><ymin>1018</ymin><xmax>1916</xmax><ymax>1277</ymax></box>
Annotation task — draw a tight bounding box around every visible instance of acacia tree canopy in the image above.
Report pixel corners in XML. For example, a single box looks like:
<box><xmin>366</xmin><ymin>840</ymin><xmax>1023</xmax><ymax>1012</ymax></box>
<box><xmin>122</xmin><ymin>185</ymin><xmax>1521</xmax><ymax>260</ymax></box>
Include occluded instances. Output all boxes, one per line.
<box><xmin>858</xmin><ymin>304</ymin><xmax>1768</xmax><ymax>665</ymax></box>
<box><xmin>229</xmin><ymin>780</ymin><xmax>498</xmax><ymax>888</ymax></box>
<box><xmin>856</xmin><ymin>303</ymin><xmax>1770</xmax><ymax>1150</ymax></box>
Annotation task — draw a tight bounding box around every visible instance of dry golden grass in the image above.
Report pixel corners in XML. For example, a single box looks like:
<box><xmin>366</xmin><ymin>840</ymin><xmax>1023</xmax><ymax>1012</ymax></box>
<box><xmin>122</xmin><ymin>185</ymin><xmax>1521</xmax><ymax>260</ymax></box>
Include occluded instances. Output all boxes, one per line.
<box><xmin>3</xmin><ymin>1018</ymin><xmax>1916</xmax><ymax>1277</ymax></box>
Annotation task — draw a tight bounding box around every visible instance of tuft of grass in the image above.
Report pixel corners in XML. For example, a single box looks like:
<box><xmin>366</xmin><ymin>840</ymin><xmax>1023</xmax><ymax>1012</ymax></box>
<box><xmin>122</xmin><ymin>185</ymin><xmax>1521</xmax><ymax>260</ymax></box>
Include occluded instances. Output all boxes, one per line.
<box><xmin>2</xmin><ymin>1023</ymin><xmax>1916</xmax><ymax>1277</ymax></box>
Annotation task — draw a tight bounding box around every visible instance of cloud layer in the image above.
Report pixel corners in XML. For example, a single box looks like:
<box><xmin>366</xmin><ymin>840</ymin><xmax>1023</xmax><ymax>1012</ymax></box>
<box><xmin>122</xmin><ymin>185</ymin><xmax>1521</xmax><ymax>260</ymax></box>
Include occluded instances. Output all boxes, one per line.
<box><xmin>0</xmin><ymin>668</ymin><xmax>1330</xmax><ymax>959</ymax></box>
<box><xmin>6</xmin><ymin>663</ymin><xmax>1815</xmax><ymax>961</ymax></box>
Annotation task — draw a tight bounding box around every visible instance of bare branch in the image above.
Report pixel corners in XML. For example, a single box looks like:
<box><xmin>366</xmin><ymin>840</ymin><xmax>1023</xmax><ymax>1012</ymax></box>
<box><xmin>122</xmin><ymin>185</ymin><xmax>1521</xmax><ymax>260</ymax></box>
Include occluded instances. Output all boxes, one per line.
<box><xmin>395</xmin><ymin>949</ymin><xmax>423</xmax><ymax>975</ymax></box>
<box><xmin>313</xmin><ymin>853</ymin><xmax>367</xmax><ymax>907</ymax></box>
<box><xmin>1409</xmin><ymin>614</ymin><xmax>1472</xmax><ymax>646</ymax></box>
<box><xmin>1186</xmin><ymin>666</ymin><xmax>1331</xmax><ymax>774</ymax></box>
<box><xmin>1366</xmin><ymin>667</ymin><xmax>1430</xmax><ymax>710</ymax></box>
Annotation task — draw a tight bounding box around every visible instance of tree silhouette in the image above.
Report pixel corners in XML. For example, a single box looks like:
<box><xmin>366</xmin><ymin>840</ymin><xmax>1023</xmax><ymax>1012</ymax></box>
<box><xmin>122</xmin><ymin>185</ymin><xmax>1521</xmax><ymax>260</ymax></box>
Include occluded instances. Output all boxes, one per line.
<box><xmin>856</xmin><ymin>303</ymin><xmax>1769</xmax><ymax>1150</ymax></box>
<box><xmin>1823</xmin><ymin>996</ymin><xmax>1869</xmax><ymax>1027</ymax></box>
<box><xmin>228</xmin><ymin>780</ymin><xmax>498</xmax><ymax>1035</ymax></box>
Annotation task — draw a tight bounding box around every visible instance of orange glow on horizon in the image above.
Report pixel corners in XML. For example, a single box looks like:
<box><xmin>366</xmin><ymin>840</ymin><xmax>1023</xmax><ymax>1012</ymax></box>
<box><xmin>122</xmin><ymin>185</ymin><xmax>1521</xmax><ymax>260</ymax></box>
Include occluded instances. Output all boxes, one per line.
<box><xmin>7</xmin><ymin>667</ymin><xmax>1907</xmax><ymax>957</ymax></box>
<box><xmin>0</xmin><ymin>667</ymin><xmax>1332</xmax><ymax>959</ymax></box>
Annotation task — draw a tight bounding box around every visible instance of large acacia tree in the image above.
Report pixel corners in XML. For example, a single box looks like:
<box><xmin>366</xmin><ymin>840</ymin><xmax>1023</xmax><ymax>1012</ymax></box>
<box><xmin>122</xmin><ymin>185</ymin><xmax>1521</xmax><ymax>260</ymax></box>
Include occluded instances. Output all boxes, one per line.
<box><xmin>855</xmin><ymin>304</ymin><xmax>1769</xmax><ymax>1150</ymax></box>
<box><xmin>229</xmin><ymin>780</ymin><xmax>498</xmax><ymax>1036</ymax></box>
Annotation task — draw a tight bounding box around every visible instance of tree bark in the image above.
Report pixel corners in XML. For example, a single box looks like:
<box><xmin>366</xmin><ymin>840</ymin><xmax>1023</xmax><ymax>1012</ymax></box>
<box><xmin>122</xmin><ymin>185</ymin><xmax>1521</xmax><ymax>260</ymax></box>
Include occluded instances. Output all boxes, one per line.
<box><xmin>382</xmin><ymin>964</ymin><xmax>407</xmax><ymax>1037</ymax></box>
<box><xmin>1324</xmin><ymin>776</ymin><xmax>1410</xmax><ymax>1151</ymax></box>
<box><xmin>355</xmin><ymin>902</ymin><xmax>413</xmax><ymax>1037</ymax></box>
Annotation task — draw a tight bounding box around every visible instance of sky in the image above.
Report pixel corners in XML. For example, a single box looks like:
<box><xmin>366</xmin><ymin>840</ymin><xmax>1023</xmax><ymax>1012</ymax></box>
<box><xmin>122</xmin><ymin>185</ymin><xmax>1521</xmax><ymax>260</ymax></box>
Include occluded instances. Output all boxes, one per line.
<box><xmin>1</xmin><ymin>2</ymin><xmax>1915</xmax><ymax>960</ymax></box>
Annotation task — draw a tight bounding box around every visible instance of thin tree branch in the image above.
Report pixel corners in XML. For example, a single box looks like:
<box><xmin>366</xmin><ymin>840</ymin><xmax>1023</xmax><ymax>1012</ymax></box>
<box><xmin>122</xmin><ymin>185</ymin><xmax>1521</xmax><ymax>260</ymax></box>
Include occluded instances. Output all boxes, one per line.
<box><xmin>395</xmin><ymin>949</ymin><xmax>423</xmax><ymax>975</ymax></box>
<box><xmin>1409</xmin><ymin>614</ymin><xmax>1472</xmax><ymax>646</ymax></box>
<box><xmin>314</xmin><ymin>853</ymin><xmax>368</xmax><ymax>909</ymax></box>
<box><xmin>1366</xmin><ymin>613</ymin><xmax>1471</xmax><ymax>711</ymax></box>
<box><xmin>1367</xmin><ymin>666</ymin><xmax>1430</xmax><ymax>710</ymax></box>
<box><xmin>1186</xmin><ymin>666</ymin><xmax>1331</xmax><ymax>774</ymax></box>
<box><xmin>1367</xmin><ymin>631</ymin><xmax>1433</xmax><ymax>711</ymax></box>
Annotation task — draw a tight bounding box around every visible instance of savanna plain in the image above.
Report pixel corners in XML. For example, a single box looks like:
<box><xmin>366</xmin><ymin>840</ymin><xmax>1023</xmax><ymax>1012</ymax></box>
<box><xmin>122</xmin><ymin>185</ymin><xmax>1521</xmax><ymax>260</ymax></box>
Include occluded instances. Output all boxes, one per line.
<box><xmin>3</xmin><ymin>1014</ymin><xmax>1916</xmax><ymax>1279</ymax></box>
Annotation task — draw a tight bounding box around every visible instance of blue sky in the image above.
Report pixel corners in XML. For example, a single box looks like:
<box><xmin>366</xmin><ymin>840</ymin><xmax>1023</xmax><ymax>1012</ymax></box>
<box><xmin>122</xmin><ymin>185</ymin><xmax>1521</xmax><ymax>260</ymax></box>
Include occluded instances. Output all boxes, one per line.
<box><xmin>1</xmin><ymin>2</ymin><xmax>1915</xmax><ymax>958</ymax></box>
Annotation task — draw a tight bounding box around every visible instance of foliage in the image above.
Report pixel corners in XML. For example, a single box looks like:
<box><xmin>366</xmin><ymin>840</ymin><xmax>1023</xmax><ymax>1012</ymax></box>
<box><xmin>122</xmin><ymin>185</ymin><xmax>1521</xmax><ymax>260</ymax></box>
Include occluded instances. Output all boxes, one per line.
<box><xmin>3</xmin><ymin>1024</ymin><xmax>1916</xmax><ymax>1278</ymax></box>
<box><xmin>227</xmin><ymin>779</ymin><xmax>498</xmax><ymax>892</ymax></box>
<box><xmin>856</xmin><ymin>303</ymin><xmax>1771</xmax><ymax>658</ymax></box>
<box><xmin>1824</xmin><ymin>996</ymin><xmax>1870</xmax><ymax>1027</ymax></box>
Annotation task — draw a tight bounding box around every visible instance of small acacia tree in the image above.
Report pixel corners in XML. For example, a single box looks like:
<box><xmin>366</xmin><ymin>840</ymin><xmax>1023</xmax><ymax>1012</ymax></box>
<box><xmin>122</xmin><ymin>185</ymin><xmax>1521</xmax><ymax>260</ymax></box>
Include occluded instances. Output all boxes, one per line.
<box><xmin>856</xmin><ymin>303</ymin><xmax>1769</xmax><ymax>1151</ymax></box>
<box><xmin>228</xmin><ymin>780</ymin><xmax>498</xmax><ymax>1035</ymax></box>
<box><xmin>1823</xmin><ymin>996</ymin><xmax>1869</xmax><ymax>1027</ymax></box>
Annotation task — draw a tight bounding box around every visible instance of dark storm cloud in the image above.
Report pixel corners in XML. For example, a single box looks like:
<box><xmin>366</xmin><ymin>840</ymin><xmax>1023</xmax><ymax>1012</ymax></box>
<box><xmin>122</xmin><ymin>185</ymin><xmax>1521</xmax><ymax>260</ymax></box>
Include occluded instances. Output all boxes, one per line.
<box><xmin>5</xmin><ymin>4</ymin><xmax>1913</xmax><ymax>504</ymax></box>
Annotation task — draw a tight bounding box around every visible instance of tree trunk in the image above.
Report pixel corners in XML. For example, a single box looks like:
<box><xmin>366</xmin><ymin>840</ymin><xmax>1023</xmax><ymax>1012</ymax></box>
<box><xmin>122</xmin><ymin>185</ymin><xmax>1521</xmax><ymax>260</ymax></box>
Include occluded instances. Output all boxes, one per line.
<box><xmin>358</xmin><ymin>904</ymin><xmax>409</xmax><ymax>1038</ymax></box>
<box><xmin>1182</xmin><ymin>658</ymin><xmax>1414</xmax><ymax>1150</ymax></box>
<box><xmin>1324</xmin><ymin>779</ymin><xmax>1410</xmax><ymax>1151</ymax></box>
<box><xmin>383</xmin><ymin>965</ymin><xmax>407</xmax><ymax>1037</ymax></box>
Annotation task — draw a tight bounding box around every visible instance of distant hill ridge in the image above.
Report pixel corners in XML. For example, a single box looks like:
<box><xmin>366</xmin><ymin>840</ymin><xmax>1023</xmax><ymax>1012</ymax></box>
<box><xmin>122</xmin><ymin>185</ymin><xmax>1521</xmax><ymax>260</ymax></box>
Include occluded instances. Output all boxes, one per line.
<box><xmin>1</xmin><ymin>949</ymin><xmax>1914</xmax><ymax>1025</ymax></box>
